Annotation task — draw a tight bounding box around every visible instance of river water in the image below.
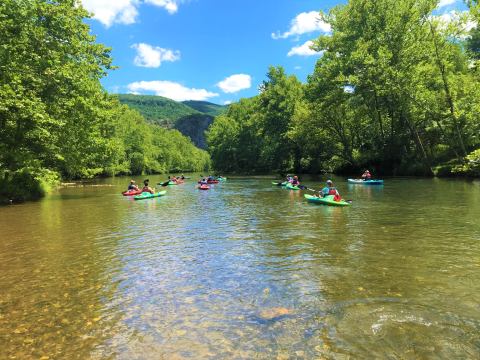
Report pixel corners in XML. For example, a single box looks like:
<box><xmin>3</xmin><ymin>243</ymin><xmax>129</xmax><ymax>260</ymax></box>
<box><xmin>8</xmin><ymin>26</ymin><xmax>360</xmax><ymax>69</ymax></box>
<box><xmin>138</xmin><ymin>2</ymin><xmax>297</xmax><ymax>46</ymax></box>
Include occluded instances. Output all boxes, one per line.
<box><xmin>0</xmin><ymin>175</ymin><xmax>479</xmax><ymax>359</ymax></box>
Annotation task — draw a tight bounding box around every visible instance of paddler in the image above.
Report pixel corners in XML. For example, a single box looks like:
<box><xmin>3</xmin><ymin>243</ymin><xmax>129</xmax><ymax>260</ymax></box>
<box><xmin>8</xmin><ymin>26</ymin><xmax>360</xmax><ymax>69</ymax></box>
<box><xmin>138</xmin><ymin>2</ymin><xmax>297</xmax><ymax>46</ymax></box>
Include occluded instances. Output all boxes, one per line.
<box><xmin>141</xmin><ymin>179</ymin><xmax>155</xmax><ymax>194</ymax></box>
<box><xmin>319</xmin><ymin>180</ymin><xmax>341</xmax><ymax>200</ymax></box>
<box><xmin>361</xmin><ymin>170</ymin><xmax>372</xmax><ymax>180</ymax></box>
<box><xmin>128</xmin><ymin>180</ymin><xmax>139</xmax><ymax>191</ymax></box>
<box><xmin>291</xmin><ymin>175</ymin><xmax>300</xmax><ymax>186</ymax></box>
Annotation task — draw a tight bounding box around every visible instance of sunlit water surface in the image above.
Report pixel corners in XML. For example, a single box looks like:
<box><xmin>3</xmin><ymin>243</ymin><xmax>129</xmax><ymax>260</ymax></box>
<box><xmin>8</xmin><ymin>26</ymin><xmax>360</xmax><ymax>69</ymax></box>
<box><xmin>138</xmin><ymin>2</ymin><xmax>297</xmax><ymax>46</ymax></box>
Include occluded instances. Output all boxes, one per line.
<box><xmin>1</xmin><ymin>175</ymin><xmax>479</xmax><ymax>359</ymax></box>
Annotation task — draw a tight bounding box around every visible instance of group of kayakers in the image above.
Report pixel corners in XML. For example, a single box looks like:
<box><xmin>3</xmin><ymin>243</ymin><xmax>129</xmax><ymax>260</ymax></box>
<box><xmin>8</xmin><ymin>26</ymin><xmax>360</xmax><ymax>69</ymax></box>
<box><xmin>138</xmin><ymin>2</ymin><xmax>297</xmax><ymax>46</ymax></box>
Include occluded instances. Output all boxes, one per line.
<box><xmin>284</xmin><ymin>169</ymin><xmax>374</xmax><ymax>200</ymax></box>
<box><xmin>125</xmin><ymin>170</ymin><xmax>375</xmax><ymax>201</ymax></box>
<box><xmin>128</xmin><ymin>179</ymin><xmax>155</xmax><ymax>194</ymax></box>
<box><xmin>283</xmin><ymin>174</ymin><xmax>339</xmax><ymax>198</ymax></box>
<box><xmin>168</xmin><ymin>175</ymin><xmax>185</xmax><ymax>184</ymax></box>
<box><xmin>198</xmin><ymin>175</ymin><xmax>225</xmax><ymax>185</ymax></box>
<box><xmin>125</xmin><ymin>174</ymin><xmax>227</xmax><ymax>194</ymax></box>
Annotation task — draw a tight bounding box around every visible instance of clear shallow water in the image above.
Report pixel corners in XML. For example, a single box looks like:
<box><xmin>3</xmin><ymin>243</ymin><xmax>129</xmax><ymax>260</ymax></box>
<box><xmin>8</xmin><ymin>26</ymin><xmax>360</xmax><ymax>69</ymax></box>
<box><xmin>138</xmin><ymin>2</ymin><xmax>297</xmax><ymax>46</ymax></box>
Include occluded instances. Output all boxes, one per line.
<box><xmin>0</xmin><ymin>175</ymin><xmax>479</xmax><ymax>359</ymax></box>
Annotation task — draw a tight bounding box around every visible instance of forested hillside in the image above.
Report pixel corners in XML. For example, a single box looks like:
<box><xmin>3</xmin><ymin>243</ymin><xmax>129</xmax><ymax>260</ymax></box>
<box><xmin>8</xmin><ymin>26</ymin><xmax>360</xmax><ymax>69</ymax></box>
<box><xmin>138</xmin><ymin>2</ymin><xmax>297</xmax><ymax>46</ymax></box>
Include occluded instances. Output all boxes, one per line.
<box><xmin>117</xmin><ymin>95</ymin><xmax>225</xmax><ymax>149</ymax></box>
<box><xmin>117</xmin><ymin>94</ymin><xmax>201</xmax><ymax>127</ymax></box>
<box><xmin>207</xmin><ymin>0</ymin><xmax>480</xmax><ymax>177</ymax></box>
<box><xmin>182</xmin><ymin>101</ymin><xmax>226</xmax><ymax>117</ymax></box>
<box><xmin>0</xmin><ymin>1</ymin><xmax>210</xmax><ymax>203</ymax></box>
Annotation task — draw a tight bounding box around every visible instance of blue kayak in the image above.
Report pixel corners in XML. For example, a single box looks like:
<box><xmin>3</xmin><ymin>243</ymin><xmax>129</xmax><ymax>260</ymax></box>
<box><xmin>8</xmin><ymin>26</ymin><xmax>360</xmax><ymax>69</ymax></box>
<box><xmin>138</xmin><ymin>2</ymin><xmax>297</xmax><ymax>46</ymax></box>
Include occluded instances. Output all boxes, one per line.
<box><xmin>348</xmin><ymin>179</ymin><xmax>384</xmax><ymax>185</ymax></box>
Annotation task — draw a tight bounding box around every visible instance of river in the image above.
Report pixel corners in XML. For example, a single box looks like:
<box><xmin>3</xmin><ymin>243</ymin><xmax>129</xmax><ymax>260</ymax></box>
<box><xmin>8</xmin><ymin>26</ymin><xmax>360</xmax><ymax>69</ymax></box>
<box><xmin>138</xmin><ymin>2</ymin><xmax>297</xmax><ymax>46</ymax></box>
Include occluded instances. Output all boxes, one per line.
<box><xmin>1</xmin><ymin>175</ymin><xmax>479</xmax><ymax>359</ymax></box>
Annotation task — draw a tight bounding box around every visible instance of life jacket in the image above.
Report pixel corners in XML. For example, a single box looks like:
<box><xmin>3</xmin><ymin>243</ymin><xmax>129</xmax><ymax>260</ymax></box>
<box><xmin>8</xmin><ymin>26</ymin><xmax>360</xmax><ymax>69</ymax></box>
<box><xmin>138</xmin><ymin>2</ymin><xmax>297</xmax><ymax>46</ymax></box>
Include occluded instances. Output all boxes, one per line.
<box><xmin>328</xmin><ymin>187</ymin><xmax>338</xmax><ymax>195</ymax></box>
<box><xmin>142</xmin><ymin>186</ymin><xmax>152</xmax><ymax>193</ymax></box>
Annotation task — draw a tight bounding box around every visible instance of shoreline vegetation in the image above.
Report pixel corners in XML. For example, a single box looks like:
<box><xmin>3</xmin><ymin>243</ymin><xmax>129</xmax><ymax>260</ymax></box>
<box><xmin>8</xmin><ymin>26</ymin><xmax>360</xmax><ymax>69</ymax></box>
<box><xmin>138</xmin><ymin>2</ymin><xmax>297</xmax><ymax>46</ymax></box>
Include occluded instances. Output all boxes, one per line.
<box><xmin>2</xmin><ymin>0</ymin><xmax>480</xmax><ymax>204</ymax></box>
<box><xmin>207</xmin><ymin>0</ymin><xmax>480</xmax><ymax>179</ymax></box>
<box><xmin>0</xmin><ymin>1</ymin><xmax>210</xmax><ymax>204</ymax></box>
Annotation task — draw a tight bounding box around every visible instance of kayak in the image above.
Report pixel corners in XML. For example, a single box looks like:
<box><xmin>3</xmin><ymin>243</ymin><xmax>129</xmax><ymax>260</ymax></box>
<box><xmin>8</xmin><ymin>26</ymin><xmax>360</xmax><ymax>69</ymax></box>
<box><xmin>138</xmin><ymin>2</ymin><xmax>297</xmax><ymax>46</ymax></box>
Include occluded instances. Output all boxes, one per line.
<box><xmin>207</xmin><ymin>180</ymin><xmax>219</xmax><ymax>184</ymax></box>
<box><xmin>348</xmin><ymin>179</ymin><xmax>384</xmax><ymax>185</ymax></box>
<box><xmin>122</xmin><ymin>189</ymin><xmax>142</xmax><ymax>196</ymax></box>
<box><xmin>286</xmin><ymin>183</ymin><xmax>301</xmax><ymax>190</ymax></box>
<box><xmin>199</xmin><ymin>184</ymin><xmax>210</xmax><ymax>190</ymax></box>
<box><xmin>133</xmin><ymin>191</ymin><xmax>167</xmax><ymax>200</ymax></box>
<box><xmin>217</xmin><ymin>177</ymin><xmax>227</xmax><ymax>181</ymax></box>
<box><xmin>272</xmin><ymin>181</ymin><xmax>288</xmax><ymax>186</ymax></box>
<box><xmin>304</xmin><ymin>194</ymin><xmax>351</xmax><ymax>207</ymax></box>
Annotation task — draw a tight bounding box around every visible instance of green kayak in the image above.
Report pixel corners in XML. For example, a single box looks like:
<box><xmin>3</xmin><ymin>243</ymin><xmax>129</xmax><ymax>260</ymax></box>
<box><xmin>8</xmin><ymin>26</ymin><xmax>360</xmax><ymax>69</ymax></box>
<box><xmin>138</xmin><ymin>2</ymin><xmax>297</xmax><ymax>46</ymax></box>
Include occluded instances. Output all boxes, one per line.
<box><xmin>286</xmin><ymin>183</ymin><xmax>301</xmax><ymax>190</ymax></box>
<box><xmin>217</xmin><ymin>177</ymin><xmax>227</xmax><ymax>181</ymax></box>
<box><xmin>134</xmin><ymin>191</ymin><xmax>167</xmax><ymax>200</ymax></box>
<box><xmin>272</xmin><ymin>181</ymin><xmax>287</xmax><ymax>186</ymax></box>
<box><xmin>304</xmin><ymin>194</ymin><xmax>351</xmax><ymax>207</ymax></box>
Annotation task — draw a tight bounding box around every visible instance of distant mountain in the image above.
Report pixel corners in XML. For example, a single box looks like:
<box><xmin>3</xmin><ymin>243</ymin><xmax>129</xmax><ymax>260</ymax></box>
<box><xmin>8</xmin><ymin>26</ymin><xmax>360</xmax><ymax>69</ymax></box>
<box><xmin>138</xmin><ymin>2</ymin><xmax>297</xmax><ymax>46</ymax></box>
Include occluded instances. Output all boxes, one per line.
<box><xmin>116</xmin><ymin>94</ymin><xmax>226</xmax><ymax>149</ymax></box>
<box><xmin>182</xmin><ymin>100</ymin><xmax>226</xmax><ymax>117</ymax></box>
<box><xmin>116</xmin><ymin>94</ymin><xmax>201</xmax><ymax>127</ymax></box>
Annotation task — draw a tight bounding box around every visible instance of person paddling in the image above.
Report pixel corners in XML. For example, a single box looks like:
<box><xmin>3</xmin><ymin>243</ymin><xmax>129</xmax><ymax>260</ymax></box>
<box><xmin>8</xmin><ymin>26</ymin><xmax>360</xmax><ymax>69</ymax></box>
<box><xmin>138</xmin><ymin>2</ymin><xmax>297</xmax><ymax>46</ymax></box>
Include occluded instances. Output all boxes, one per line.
<box><xmin>291</xmin><ymin>175</ymin><xmax>300</xmax><ymax>186</ymax></box>
<box><xmin>128</xmin><ymin>180</ymin><xmax>139</xmax><ymax>191</ymax></box>
<box><xmin>318</xmin><ymin>180</ymin><xmax>341</xmax><ymax>201</ymax></box>
<box><xmin>141</xmin><ymin>179</ymin><xmax>155</xmax><ymax>194</ymax></box>
<box><xmin>361</xmin><ymin>170</ymin><xmax>372</xmax><ymax>180</ymax></box>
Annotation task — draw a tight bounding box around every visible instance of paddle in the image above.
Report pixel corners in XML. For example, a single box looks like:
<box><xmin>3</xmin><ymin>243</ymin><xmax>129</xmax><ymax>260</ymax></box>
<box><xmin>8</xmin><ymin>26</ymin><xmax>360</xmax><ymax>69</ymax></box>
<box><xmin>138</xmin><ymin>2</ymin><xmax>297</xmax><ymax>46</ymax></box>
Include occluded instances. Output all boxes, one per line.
<box><xmin>157</xmin><ymin>180</ymin><xmax>170</xmax><ymax>186</ymax></box>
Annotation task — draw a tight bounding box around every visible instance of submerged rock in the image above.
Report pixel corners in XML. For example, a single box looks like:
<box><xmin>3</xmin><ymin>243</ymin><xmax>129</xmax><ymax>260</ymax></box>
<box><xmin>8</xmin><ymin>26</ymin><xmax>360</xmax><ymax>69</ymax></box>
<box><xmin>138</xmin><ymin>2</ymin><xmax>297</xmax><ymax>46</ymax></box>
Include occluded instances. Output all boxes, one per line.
<box><xmin>257</xmin><ymin>307</ymin><xmax>292</xmax><ymax>321</ymax></box>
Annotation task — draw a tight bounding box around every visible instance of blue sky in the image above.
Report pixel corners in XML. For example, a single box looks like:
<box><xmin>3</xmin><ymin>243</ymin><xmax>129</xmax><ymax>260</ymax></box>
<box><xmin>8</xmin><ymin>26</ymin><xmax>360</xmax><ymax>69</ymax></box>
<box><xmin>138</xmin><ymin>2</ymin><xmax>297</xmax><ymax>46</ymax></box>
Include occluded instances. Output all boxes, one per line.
<box><xmin>82</xmin><ymin>0</ymin><xmax>467</xmax><ymax>105</ymax></box>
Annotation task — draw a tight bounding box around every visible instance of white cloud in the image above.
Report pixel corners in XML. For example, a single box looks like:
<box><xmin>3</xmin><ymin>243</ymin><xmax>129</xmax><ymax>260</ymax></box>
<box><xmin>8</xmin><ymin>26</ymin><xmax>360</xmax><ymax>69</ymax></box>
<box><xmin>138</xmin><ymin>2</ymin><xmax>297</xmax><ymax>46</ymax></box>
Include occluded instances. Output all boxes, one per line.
<box><xmin>272</xmin><ymin>11</ymin><xmax>331</xmax><ymax>39</ymax></box>
<box><xmin>223</xmin><ymin>100</ymin><xmax>232</xmax><ymax>105</ymax></box>
<box><xmin>81</xmin><ymin>0</ymin><xmax>139</xmax><ymax>27</ymax></box>
<box><xmin>217</xmin><ymin>74</ymin><xmax>252</xmax><ymax>93</ymax></box>
<box><xmin>127</xmin><ymin>81</ymin><xmax>219</xmax><ymax>101</ymax></box>
<box><xmin>81</xmin><ymin>0</ymin><xmax>182</xmax><ymax>27</ymax></box>
<box><xmin>145</xmin><ymin>0</ymin><xmax>179</xmax><ymax>14</ymax></box>
<box><xmin>287</xmin><ymin>40</ymin><xmax>321</xmax><ymax>57</ymax></box>
<box><xmin>437</xmin><ymin>0</ymin><xmax>457</xmax><ymax>9</ymax></box>
<box><xmin>132</xmin><ymin>43</ymin><xmax>180</xmax><ymax>68</ymax></box>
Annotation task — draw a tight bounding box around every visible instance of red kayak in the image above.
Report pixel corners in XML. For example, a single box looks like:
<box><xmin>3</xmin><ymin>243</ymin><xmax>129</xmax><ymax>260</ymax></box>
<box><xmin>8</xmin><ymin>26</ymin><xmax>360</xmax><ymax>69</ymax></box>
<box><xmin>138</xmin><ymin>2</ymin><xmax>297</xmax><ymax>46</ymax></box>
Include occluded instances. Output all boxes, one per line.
<box><xmin>207</xmin><ymin>180</ymin><xmax>219</xmax><ymax>184</ymax></box>
<box><xmin>122</xmin><ymin>189</ymin><xmax>142</xmax><ymax>196</ymax></box>
<box><xmin>199</xmin><ymin>184</ymin><xmax>210</xmax><ymax>190</ymax></box>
